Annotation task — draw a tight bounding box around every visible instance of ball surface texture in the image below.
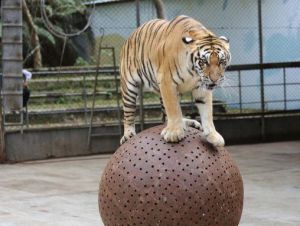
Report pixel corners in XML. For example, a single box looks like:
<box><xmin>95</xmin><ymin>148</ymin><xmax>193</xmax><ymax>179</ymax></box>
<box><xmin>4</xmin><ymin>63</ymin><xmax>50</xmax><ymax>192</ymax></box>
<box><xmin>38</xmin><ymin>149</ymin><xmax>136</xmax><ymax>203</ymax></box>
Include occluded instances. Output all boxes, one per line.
<box><xmin>99</xmin><ymin>125</ymin><xmax>243</xmax><ymax>226</ymax></box>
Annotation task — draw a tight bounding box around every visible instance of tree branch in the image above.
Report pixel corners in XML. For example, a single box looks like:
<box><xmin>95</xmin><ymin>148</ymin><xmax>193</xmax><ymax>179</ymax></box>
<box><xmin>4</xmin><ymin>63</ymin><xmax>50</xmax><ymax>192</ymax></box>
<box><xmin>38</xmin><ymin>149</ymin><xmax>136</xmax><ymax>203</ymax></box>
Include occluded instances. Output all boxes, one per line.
<box><xmin>22</xmin><ymin>0</ymin><xmax>43</xmax><ymax>68</ymax></box>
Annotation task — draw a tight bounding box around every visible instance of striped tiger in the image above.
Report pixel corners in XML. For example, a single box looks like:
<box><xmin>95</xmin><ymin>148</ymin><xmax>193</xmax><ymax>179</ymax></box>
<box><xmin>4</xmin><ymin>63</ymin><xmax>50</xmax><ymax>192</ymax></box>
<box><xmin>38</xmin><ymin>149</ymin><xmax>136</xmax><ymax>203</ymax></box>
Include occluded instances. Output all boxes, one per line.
<box><xmin>120</xmin><ymin>15</ymin><xmax>231</xmax><ymax>146</ymax></box>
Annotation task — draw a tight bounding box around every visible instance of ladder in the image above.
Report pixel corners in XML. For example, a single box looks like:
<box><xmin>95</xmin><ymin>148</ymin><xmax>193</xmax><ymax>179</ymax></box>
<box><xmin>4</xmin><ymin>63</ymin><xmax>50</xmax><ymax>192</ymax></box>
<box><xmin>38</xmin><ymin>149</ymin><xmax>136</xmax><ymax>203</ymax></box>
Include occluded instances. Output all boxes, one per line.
<box><xmin>87</xmin><ymin>46</ymin><xmax>122</xmax><ymax>150</ymax></box>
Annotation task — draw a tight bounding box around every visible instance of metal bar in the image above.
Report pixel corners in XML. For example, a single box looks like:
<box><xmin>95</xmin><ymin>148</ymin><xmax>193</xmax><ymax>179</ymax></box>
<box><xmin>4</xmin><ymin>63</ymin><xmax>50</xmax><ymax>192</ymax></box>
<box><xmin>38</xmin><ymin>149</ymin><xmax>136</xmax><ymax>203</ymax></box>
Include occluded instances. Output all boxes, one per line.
<box><xmin>221</xmin><ymin>83</ymin><xmax>300</xmax><ymax>88</ymax></box>
<box><xmin>214</xmin><ymin>109</ymin><xmax>300</xmax><ymax>118</ymax></box>
<box><xmin>87</xmin><ymin>27</ymin><xmax>106</xmax><ymax>149</ymax></box>
<box><xmin>190</xmin><ymin>93</ymin><xmax>194</xmax><ymax>115</ymax></box>
<box><xmin>136</xmin><ymin>0</ymin><xmax>141</xmax><ymax>29</ymax></box>
<box><xmin>136</xmin><ymin>0</ymin><xmax>144</xmax><ymax>131</ymax></box>
<box><xmin>209</xmin><ymin>99</ymin><xmax>300</xmax><ymax>105</ymax></box>
<box><xmin>31</xmin><ymin>68</ymin><xmax>117</xmax><ymax>76</ymax></box>
<box><xmin>227</xmin><ymin>61</ymin><xmax>300</xmax><ymax>71</ymax></box>
<box><xmin>22</xmin><ymin>61</ymin><xmax>300</xmax><ymax>77</ymax></box>
<box><xmin>83</xmin><ymin>73</ymin><xmax>88</xmax><ymax>124</ymax></box>
<box><xmin>2</xmin><ymin>122</ymin><xmax>24</xmax><ymax>126</ymax></box>
<box><xmin>283</xmin><ymin>68</ymin><xmax>287</xmax><ymax>111</ymax></box>
<box><xmin>29</xmin><ymin>91</ymin><xmax>112</xmax><ymax>98</ymax></box>
<box><xmin>20</xmin><ymin>109</ymin><xmax>24</xmax><ymax>134</ymax></box>
<box><xmin>258</xmin><ymin>0</ymin><xmax>265</xmax><ymax>141</ymax></box>
<box><xmin>18</xmin><ymin>101</ymin><xmax>300</xmax><ymax>116</ymax></box>
<box><xmin>112</xmin><ymin>48</ymin><xmax>122</xmax><ymax>137</ymax></box>
<box><xmin>25</xmin><ymin>106</ymin><xmax>29</xmax><ymax>128</ymax></box>
<box><xmin>0</xmin><ymin>97</ymin><xmax>4</xmax><ymax>162</ymax></box>
<box><xmin>238</xmin><ymin>70</ymin><xmax>242</xmax><ymax>113</ymax></box>
<box><xmin>87</xmin><ymin>42</ymin><xmax>102</xmax><ymax>149</ymax></box>
<box><xmin>265</xmin><ymin>99</ymin><xmax>300</xmax><ymax>103</ymax></box>
<box><xmin>91</xmin><ymin>133</ymin><xmax>121</xmax><ymax>137</ymax></box>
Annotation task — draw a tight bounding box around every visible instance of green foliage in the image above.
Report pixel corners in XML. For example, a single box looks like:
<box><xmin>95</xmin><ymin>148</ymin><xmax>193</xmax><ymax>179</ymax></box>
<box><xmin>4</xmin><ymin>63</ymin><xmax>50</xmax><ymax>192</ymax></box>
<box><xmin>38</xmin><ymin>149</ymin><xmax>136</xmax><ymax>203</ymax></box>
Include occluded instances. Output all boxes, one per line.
<box><xmin>23</xmin><ymin>0</ymin><xmax>94</xmax><ymax>67</ymax></box>
<box><xmin>56</xmin><ymin>97</ymin><xmax>67</xmax><ymax>105</ymax></box>
<box><xmin>50</xmin><ymin>0</ymin><xmax>87</xmax><ymax>16</ymax></box>
<box><xmin>23</xmin><ymin>22</ymin><xmax>32</xmax><ymax>50</ymax></box>
<box><xmin>74</xmin><ymin>57</ymin><xmax>90</xmax><ymax>66</ymax></box>
<box><xmin>36</xmin><ymin>26</ymin><xmax>56</xmax><ymax>45</ymax></box>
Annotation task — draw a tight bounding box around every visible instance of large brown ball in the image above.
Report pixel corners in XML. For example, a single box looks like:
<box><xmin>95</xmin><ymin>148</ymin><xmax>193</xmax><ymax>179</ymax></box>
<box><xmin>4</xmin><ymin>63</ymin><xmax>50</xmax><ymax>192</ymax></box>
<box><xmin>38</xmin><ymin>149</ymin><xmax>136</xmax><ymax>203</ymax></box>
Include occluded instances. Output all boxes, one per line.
<box><xmin>99</xmin><ymin>125</ymin><xmax>244</xmax><ymax>226</ymax></box>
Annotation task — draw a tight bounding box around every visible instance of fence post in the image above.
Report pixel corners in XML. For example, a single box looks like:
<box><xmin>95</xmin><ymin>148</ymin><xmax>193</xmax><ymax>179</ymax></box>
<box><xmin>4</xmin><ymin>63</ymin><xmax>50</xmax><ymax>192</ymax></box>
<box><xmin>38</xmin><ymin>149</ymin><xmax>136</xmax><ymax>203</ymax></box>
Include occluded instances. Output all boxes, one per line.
<box><xmin>0</xmin><ymin>103</ymin><xmax>4</xmax><ymax>162</ymax></box>
<box><xmin>0</xmin><ymin>5</ymin><xmax>4</xmax><ymax>162</ymax></box>
<box><xmin>1</xmin><ymin>0</ymin><xmax>23</xmax><ymax>161</ymax></box>
<box><xmin>1</xmin><ymin>0</ymin><xmax>23</xmax><ymax>114</ymax></box>
<box><xmin>258</xmin><ymin>0</ymin><xmax>265</xmax><ymax>140</ymax></box>
<box><xmin>136</xmin><ymin>0</ymin><xmax>144</xmax><ymax>131</ymax></box>
<box><xmin>238</xmin><ymin>70</ymin><xmax>242</xmax><ymax>113</ymax></box>
<box><xmin>283</xmin><ymin>68</ymin><xmax>287</xmax><ymax>111</ymax></box>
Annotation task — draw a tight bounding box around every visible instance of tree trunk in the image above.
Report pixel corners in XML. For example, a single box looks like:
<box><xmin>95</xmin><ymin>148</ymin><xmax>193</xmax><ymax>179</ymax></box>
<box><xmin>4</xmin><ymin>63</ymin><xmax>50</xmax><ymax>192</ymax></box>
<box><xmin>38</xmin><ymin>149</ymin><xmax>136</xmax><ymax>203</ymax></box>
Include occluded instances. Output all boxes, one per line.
<box><xmin>153</xmin><ymin>0</ymin><xmax>166</xmax><ymax>19</ymax></box>
<box><xmin>22</xmin><ymin>0</ymin><xmax>42</xmax><ymax>68</ymax></box>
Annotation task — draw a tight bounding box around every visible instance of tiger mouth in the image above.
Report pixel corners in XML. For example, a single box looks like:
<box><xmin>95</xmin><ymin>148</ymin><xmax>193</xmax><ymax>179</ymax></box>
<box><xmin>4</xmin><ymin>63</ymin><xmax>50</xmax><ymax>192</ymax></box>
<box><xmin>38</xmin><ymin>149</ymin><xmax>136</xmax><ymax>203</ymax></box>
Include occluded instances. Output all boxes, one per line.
<box><xmin>206</xmin><ymin>83</ymin><xmax>217</xmax><ymax>90</ymax></box>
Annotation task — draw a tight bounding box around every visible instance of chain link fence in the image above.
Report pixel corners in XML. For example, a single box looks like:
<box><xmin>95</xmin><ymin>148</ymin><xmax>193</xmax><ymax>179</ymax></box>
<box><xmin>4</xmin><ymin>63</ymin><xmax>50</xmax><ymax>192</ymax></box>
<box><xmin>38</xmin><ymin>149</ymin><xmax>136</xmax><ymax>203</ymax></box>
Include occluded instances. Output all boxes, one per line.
<box><xmin>2</xmin><ymin>0</ymin><xmax>300</xmax><ymax>130</ymax></box>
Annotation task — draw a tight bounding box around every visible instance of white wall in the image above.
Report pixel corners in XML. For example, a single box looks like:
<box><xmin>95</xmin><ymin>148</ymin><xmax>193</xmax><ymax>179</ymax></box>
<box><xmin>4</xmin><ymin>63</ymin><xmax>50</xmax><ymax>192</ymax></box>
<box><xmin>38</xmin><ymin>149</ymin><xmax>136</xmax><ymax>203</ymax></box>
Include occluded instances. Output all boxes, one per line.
<box><xmin>89</xmin><ymin>0</ymin><xmax>300</xmax><ymax>110</ymax></box>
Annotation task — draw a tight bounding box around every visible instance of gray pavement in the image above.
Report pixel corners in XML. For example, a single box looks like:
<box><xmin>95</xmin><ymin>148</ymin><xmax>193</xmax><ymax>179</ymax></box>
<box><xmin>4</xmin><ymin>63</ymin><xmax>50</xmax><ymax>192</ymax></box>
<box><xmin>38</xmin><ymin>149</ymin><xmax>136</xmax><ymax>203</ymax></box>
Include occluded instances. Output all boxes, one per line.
<box><xmin>0</xmin><ymin>141</ymin><xmax>299</xmax><ymax>226</ymax></box>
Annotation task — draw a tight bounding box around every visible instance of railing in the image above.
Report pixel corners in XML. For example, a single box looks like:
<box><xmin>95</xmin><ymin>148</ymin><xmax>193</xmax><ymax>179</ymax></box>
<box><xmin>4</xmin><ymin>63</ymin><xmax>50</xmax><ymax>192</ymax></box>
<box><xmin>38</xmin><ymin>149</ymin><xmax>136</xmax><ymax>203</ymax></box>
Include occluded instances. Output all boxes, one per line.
<box><xmin>225</xmin><ymin>61</ymin><xmax>300</xmax><ymax>115</ymax></box>
<box><xmin>2</xmin><ymin>61</ymin><xmax>300</xmax><ymax>129</ymax></box>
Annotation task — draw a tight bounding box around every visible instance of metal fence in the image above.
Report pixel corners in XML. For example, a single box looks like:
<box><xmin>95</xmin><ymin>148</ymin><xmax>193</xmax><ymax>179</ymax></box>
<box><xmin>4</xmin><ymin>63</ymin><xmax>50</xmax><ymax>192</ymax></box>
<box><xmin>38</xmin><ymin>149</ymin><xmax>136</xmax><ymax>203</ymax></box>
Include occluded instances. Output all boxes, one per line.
<box><xmin>1</xmin><ymin>0</ymin><xmax>300</xmax><ymax>131</ymax></box>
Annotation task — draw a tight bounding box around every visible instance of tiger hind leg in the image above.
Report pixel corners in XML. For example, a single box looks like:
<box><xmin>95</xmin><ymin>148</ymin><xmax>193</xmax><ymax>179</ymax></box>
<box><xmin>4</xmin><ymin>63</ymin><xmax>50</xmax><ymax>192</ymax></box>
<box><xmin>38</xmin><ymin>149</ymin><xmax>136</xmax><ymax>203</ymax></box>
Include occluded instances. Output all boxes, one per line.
<box><xmin>120</xmin><ymin>85</ymin><xmax>139</xmax><ymax>145</ymax></box>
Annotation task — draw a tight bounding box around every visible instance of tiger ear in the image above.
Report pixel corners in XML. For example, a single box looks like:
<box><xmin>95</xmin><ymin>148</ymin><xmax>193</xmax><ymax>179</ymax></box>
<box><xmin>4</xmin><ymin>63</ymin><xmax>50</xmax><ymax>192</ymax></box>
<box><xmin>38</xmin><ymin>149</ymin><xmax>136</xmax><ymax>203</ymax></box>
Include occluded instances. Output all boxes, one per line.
<box><xmin>182</xmin><ymin>36</ymin><xmax>194</xmax><ymax>44</ymax></box>
<box><xmin>219</xmin><ymin>36</ymin><xmax>229</xmax><ymax>43</ymax></box>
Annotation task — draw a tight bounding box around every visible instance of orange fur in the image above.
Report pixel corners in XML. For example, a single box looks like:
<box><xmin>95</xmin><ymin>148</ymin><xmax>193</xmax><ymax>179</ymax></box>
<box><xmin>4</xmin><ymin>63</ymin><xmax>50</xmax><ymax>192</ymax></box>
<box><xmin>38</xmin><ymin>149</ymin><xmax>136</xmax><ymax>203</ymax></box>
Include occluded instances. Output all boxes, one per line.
<box><xmin>120</xmin><ymin>15</ymin><xmax>230</xmax><ymax>145</ymax></box>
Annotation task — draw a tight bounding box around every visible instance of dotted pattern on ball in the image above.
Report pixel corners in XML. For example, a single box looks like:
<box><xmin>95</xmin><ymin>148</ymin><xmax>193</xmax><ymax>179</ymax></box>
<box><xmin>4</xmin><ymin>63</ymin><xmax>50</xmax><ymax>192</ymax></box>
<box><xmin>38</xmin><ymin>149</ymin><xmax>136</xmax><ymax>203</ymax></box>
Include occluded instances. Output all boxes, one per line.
<box><xmin>99</xmin><ymin>125</ymin><xmax>243</xmax><ymax>226</ymax></box>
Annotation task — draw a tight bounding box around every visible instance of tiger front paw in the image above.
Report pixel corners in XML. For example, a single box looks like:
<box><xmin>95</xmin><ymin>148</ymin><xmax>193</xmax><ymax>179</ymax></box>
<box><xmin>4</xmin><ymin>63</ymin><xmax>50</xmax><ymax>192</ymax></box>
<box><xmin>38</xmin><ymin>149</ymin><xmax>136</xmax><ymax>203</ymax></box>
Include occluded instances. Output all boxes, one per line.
<box><xmin>206</xmin><ymin>131</ymin><xmax>225</xmax><ymax>147</ymax></box>
<box><xmin>183</xmin><ymin>118</ymin><xmax>203</xmax><ymax>131</ymax></box>
<box><xmin>161</xmin><ymin>123</ymin><xmax>185</xmax><ymax>143</ymax></box>
<box><xmin>120</xmin><ymin>130</ymin><xmax>136</xmax><ymax>145</ymax></box>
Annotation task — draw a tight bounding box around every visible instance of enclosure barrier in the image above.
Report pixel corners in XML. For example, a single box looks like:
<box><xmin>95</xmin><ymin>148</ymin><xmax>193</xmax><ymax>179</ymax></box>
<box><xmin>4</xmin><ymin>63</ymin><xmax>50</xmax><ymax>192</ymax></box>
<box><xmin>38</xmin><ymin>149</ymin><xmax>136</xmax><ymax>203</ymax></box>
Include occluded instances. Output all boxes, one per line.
<box><xmin>1</xmin><ymin>61</ymin><xmax>299</xmax><ymax>141</ymax></box>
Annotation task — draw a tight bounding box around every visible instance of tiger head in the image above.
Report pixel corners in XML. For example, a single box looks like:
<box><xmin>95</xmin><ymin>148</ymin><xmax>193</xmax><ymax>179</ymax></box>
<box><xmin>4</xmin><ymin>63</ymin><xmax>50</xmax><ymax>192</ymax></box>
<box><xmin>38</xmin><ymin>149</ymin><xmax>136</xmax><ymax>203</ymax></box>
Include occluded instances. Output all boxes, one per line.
<box><xmin>183</xmin><ymin>34</ymin><xmax>231</xmax><ymax>90</ymax></box>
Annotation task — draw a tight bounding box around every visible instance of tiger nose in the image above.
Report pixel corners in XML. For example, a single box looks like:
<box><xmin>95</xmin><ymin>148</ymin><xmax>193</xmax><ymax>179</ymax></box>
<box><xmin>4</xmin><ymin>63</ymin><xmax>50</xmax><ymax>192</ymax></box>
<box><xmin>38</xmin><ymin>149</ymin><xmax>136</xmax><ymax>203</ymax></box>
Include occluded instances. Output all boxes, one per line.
<box><xmin>209</xmin><ymin>72</ymin><xmax>219</xmax><ymax>82</ymax></box>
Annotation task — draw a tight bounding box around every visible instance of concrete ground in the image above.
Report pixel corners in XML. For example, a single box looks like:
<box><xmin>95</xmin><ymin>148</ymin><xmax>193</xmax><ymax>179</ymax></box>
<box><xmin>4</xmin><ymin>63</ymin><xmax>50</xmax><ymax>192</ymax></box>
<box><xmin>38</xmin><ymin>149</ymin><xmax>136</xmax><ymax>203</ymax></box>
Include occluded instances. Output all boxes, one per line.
<box><xmin>0</xmin><ymin>141</ymin><xmax>299</xmax><ymax>226</ymax></box>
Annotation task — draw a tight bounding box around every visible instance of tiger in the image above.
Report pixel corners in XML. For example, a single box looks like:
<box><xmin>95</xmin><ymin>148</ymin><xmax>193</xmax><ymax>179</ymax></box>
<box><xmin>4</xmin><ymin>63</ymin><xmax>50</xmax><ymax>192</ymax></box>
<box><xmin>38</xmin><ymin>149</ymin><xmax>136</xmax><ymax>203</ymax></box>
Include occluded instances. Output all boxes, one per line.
<box><xmin>120</xmin><ymin>15</ymin><xmax>231</xmax><ymax>146</ymax></box>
